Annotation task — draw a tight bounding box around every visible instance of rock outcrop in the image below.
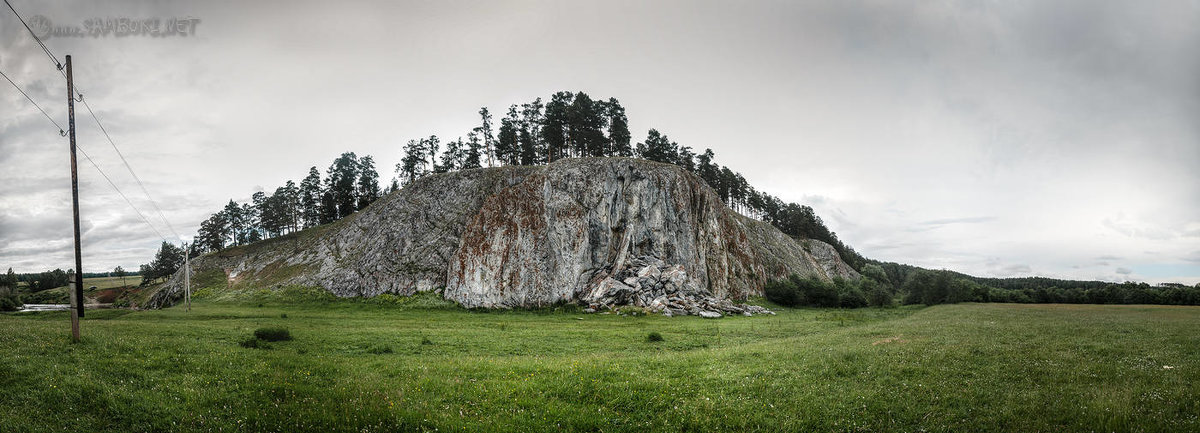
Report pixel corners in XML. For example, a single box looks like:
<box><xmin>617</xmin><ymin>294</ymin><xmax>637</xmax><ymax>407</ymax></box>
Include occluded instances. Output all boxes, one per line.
<box><xmin>148</xmin><ymin>158</ymin><xmax>858</xmax><ymax>312</ymax></box>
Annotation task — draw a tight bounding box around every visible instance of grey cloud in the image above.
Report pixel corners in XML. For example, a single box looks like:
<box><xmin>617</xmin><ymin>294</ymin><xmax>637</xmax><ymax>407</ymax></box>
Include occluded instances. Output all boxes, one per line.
<box><xmin>920</xmin><ymin>217</ymin><xmax>996</xmax><ymax>226</ymax></box>
<box><xmin>2</xmin><ymin>0</ymin><xmax>1197</xmax><ymax>284</ymax></box>
<box><xmin>1002</xmin><ymin>264</ymin><xmax>1032</xmax><ymax>274</ymax></box>
<box><xmin>1116</xmin><ymin>267</ymin><xmax>1133</xmax><ymax>275</ymax></box>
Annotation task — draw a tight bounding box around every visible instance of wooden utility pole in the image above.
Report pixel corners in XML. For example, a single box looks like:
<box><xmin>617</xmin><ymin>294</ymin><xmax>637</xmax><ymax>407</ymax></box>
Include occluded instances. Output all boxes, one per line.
<box><xmin>66</xmin><ymin>54</ymin><xmax>83</xmax><ymax>342</ymax></box>
<box><xmin>184</xmin><ymin>242</ymin><xmax>190</xmax><ymax>311</ymax></box>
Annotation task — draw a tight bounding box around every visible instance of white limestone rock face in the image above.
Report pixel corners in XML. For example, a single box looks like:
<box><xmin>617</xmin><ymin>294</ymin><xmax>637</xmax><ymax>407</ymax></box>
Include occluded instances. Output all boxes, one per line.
<box><xmin>443</xmin><ymin>158</ymin><xmax>858</xmax><ymax>308</ymax></box>
<box><xmin>149</xmin><ymin>158</ymin><xmax>858</xmax><ymax>310</ymax></box>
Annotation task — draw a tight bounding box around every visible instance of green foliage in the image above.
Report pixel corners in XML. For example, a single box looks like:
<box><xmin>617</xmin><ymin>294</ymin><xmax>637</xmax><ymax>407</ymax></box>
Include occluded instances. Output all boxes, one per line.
<box><xmin>764</xmin><ymin>275</ymin><xmax>841</xmax><ymax>308</ymax></box>
<box><xmin>0</xmin><ymin>292</ymin><xmax>22</xmax><ymax>312</ymax></box>
<box><xmin>0</xmin><ymin>268</ymin><xmax>17</xmax><ymax>290</ymax></box>
<box><xmin>253</xmin><ymin>327</ymin><xmax>291</xmax><ymax>342</ymax></box>
<box><xmin>764</xmin><ymin>278</ymin><xmax>804</xmax><ymax>307</ymax></box>
<box><xmin>645</xmin><ymin>331</ymin><xmax>664</xmax><ymax>342</ymax></box>
<box><xmin>140</xmin><ymin>242</ymin><xmax>185</xmax><ymax>284</ymax></box>
<box><xmin>366</xmin><ymin>344</ymin><xmax>393</xmax><ymax>354</ymax></box>
<box><xmin>862</xmin><ymin>278</ymin><xmax>894</xmax><ymax>307</ymax></box>
<box><xmin>893</xmin><ymin>268</ymin><xmax>1200</xmax><ymax>307</ymax></box>
<box><xmin>838</xmin><ymin>288</ymin><xmax>869</xmax><ymax>309</ymax></box>
<box><xmin>22</xmin><ymin>269</ymin><xmax>69</xmax><ymax>292</ymax></box>
<box><xmin>238</xmin><ymin>337</ymin><xmax>269</xmax><ymax>349</ymax></box>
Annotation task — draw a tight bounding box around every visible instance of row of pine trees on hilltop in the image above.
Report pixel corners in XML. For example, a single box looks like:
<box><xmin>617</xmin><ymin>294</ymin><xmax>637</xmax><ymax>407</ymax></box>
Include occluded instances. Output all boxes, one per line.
<box><xmin>191</xmin><ymin>91</ymin><xmax>866</xmax><ymax>270</ymax></box>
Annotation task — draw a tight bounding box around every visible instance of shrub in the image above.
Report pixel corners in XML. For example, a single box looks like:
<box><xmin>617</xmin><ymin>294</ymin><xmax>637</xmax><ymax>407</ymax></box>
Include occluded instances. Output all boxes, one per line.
<box><xmin>646</xmin><ymin>332</ymin><xmax>664</xmax><ymax>342</ymax></box>
<box><xmin>367</xmin><ymin>344</ymin><xmax>393</xmax><ymax>354</ymax></box>
<box><xmin>764</xmin><ymin>278</ymin><xmax>802</xmax><ymax>307</ymax></box>
<box><xmin>420</xmin><ymin>337</ymin><xmax>433</xmax><ymax>345</ymax></box>
<box><xmin>797</xmin><ymin>275</ymin><xmax>840</xmax><ymax>308</ymax></box>
<box><xmin>839</xmin><ymin>289</ymin><xmax>869</xmax><ymax>308</ymax></box>
<box><xmin>239</xmin><ymin>337</ymin><xmax>269</xmax><ymax>349</ymax></box>
<box><xmin>0</xmin><ymin>293</ymin><xmax>22</xmax><ymax>312</ymax></box>
<box><xmin>254</xmin><ymin>327</ymin><xmax>291</xmax><ymax>342</ymax></box>
<box><xmin>868</xmin><ymin>284</ymin><xmax>894</xmax><ymax>307</ymax></box>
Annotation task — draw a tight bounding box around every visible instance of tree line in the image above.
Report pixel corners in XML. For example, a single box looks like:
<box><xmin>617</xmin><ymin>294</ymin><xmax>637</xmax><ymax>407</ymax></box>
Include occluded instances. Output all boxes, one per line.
<box><xmin>182</xmin><ymin>91</ymin><xmax>864</xmax><ymax>270</ymax></box>
<box><xmin>765</xmin><ymin>261</ymin><xmax>1200</xmax><ymax>309</ymax></box>
<box><xmin>192</xmin><ymin>153</ymin><xmax>382</xmax><ymax>254</ymax></box>
<box><xmin>392</xmin><ymin>91</ymin><xmax>866</xmax><ymax>270</ymax></box>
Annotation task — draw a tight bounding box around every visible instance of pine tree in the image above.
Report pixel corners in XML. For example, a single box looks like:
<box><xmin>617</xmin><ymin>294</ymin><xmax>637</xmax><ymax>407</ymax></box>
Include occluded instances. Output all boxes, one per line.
<box><xmin>197</xmin><ymin>211</ymin><xmax>228</xmax><ymax>252</ymax></box>
<box><xmin>519</xmin><ymin>98</ymin><xmax>544</xmax><ymax>165</ymax></box>
<box><xmin>496</xmin><ymin>106</ymin><xmax>520</xmax><ymax>165</ymax></box>
<box><xmin>424</xmin><ymin>136</ymin><xmax>441</xmax><ymax>173</ymax></box>
<box><xmin>300</xmin><ymin>167</ymin><xmax>323</xmax><ymax>228</ymax></box>
<box><xmin>438</xmin><ymin>138</ymin><xmax>466</xmax><ymax>173</ymax></box>
<box><xmin>356</xmin><ymin>155</ymin><xmax>381</xmax><ymax>210</ymax></box>
<box><xmin>636</xmin><ymin>129</ymin><xmax>677</xmax><ymax>163</ymax></box>
<box><xmin>326</xmin><ymin>152</ymin><xmax>360</xmax><ymax>218</ymax></box>
<box><xmin>567</xmin><ymin>92</ymin><xmax>608</xmax><ymax>157</ymax></box>
<box><xmin>463</xmin><ymin>130</ymin><xmax>483</xmax><ymax>169</ymax></box>
<box><xmin>543</xmin><ymin>92</ymin><xmax>573</xmax><ymax>162</ymax></box>
<box><xmin>318</xmin><ymin>190</ymin><xmax>338</xmax><ymax>224</ymax></box>
<box><xmin>605</xmin><ymin>98</ymin><xmax>632</xmax><ymax>157</ymax></box>
<box><xmin>478</xmin><ymin>107</ymin><xmax>495</xmax><ymax>167</ymax></box>
<box><xmin>398</xmin><ymin>139</ymin><xmax>427</xmax><ymax>185</ymax></box>
<box><xmin>281</xmin><ymin>180</ymin><xmax>301</xmax><ymax>232</ymax></box>
<box><xmin>223</xmin><ymin>200</ymin><xmax>244</xmax><ymax>246</ymax></box>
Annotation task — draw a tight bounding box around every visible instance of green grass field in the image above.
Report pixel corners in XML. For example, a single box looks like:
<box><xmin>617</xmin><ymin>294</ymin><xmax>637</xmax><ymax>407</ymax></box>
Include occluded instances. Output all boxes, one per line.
<box><xmin>16</xmin><ymin>276</ymin><xmax>146</xmax><ymax>304</ymax></box>
<box><xmin>1</xmin><ymin>297</ymin><xmax>1196</xmax><ymax>432</ymax></box>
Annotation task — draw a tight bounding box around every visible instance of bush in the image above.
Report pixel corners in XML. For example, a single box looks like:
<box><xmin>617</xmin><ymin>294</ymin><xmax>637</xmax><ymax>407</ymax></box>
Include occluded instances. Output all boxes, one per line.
<box><xmin>254</xmin><ymin>327</ymin><xmax>291</xmax><ymax>342</ymax></box>
<box><xmin>239</xmin><ymin>337</ymin><xmax>269</xmax><ymax>349</ymax></box>
<box><xmin>367</xmin><ymin>344</ymin><xmax>393</xmax><ymax>354</ymax></box>
<box><xmin>420</xmin><ymin>337</ymin><xmax>433</xmax><ymax>345</ymax></box>
<box><xmin>794</xmin><ymin>275</ymin><xmax>839</xmax><ymax>308</ymax></box>
<box><xmin>646</xmin><ymin>331</ymin><xmax>664</xmax><ymax>342</ymax></box>
<box><xmin>838</xmin><ymin>289</ymin><xmax>869</xmax><ymax>308</ymax></box>
<box><xmin>0</xmin><ymin>292</ymin><xmax>22</xmax><ymax>312</ymax></box>
<box><xmin>764</xmin><ymin>278</ymin><xmax>803</xmax><ymax>307</ymax></box>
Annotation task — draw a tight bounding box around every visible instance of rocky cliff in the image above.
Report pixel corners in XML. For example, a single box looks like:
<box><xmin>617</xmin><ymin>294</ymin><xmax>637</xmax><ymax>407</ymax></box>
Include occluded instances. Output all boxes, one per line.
<box><xmin>148</xmin><ymin>158</ymin><xmax>858</xmax><ymax>311</ymax></box>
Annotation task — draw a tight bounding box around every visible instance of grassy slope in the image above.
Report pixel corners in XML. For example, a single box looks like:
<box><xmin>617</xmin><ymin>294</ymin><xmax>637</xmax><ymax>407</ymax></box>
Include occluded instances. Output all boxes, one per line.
<box><xmin>0</xmin><ymin>301</ymin><xmax>1196</xmax><ymax>432</ymax></box>
<box><xmin>18</xmin><ymin>276</ymin><xmax>146</xmax><ymax>304</ymax></box>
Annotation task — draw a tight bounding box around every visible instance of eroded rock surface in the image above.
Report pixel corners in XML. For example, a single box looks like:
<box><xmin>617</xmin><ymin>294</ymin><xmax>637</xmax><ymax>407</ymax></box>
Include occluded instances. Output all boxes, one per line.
<box><xmin>149</xmin><ymin>158</ymin><xmax>858</xmax><ymax>311</ymax></box>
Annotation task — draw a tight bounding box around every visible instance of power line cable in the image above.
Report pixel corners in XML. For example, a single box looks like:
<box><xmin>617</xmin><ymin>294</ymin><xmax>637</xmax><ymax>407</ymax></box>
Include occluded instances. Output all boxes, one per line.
<box><xmin>80</xmin><ymin>98</ymin><xmax>182</xmax><ymax>240</ymax></box>
<box><xmin>0</xmin><ymin>67</ymin><xmax>66</xmax><ymax>135</ymax></box>
<box><xmin>6</xmin><ymin>1</ymin><xmax>180</xmax><ymax>241</ymax></box>
<box><xmin>77</xmin><ymin>145</ymin><xmax>170</xmax><ymax>243</ymax></box>
<box><xmin>3</xmin><ymin>0</ymin><xmax>62</xmax><ymax>70</ymax></box>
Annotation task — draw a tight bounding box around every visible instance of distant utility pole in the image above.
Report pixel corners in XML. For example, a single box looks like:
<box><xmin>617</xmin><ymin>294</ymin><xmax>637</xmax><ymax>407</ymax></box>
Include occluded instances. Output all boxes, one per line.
<box><xmin>184</xmin><ymin>242</ymin><xmax>190</xmax><ymax>311</ymax></box>
<box><xmin>66</xmin><ymin>54</ymin><xmax>83</xmax><ymax>342</ymax></box>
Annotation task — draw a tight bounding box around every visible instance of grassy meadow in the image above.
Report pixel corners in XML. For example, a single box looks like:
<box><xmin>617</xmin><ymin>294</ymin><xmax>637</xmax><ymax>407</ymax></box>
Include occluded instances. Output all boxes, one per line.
<box><xmin>0</xmin><ymin>294</ymin><xmax>1196</xmax><ymax>432</ymax></box>
<box><xmin>16</xmin><ymin>276</ymin><xmax>145</xmax><ymax>305</ymax></box>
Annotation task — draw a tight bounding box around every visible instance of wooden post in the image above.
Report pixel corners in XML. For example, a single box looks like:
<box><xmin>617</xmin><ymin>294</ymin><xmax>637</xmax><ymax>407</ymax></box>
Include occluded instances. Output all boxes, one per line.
<box><xmin>184</xmin><ymin>242</ymin><xmax>190</xmax><ymax>311</ymax></box>
<box><xmin>66</xmin><ymin>55</ymin><xmax>84</xmax><ymax>342</ymax></box>
<box><xmin>68</xmin><ymin>278</ymin><xmax>80</xmax><ymax>342</ymax></box>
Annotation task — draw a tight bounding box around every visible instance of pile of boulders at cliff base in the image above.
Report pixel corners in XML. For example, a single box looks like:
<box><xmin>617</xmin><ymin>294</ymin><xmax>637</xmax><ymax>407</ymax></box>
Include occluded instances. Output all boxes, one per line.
<box><xmin>581</xmin><ymin>256</ymin><xmax>774</xmax><ymax>318</ymax></box>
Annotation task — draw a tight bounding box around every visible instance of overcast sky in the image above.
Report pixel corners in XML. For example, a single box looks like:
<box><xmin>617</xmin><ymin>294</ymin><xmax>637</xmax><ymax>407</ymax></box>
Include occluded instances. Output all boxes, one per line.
<box><xmin>1</xmin><ymin>0</ymin><xmax>1197</xmax><ymax>284</ymax></box>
